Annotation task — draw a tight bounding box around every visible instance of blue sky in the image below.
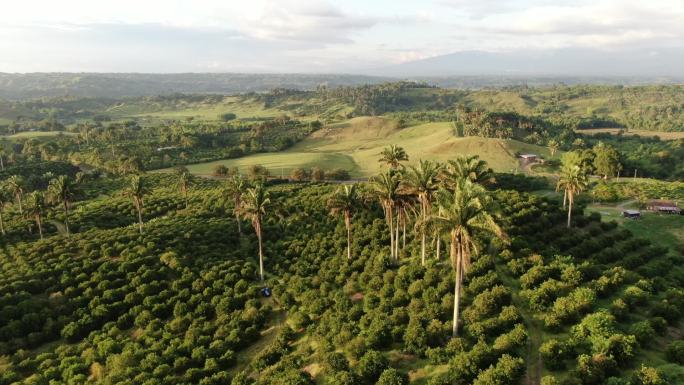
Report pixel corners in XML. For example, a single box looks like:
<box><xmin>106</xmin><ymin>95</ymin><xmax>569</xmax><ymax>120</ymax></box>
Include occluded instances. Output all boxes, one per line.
<box><xmin>1</xmin><ymin>0</ymin><xmax>683</xmax><ymax>73</ymax></box>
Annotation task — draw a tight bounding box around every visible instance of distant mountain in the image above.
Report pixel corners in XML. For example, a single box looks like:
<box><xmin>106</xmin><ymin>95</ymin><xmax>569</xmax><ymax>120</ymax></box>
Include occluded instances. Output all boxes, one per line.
<box><xmin>372</xmin><ymin>47</ymin><xmax>684</xmax><ymax>79</ymax></box>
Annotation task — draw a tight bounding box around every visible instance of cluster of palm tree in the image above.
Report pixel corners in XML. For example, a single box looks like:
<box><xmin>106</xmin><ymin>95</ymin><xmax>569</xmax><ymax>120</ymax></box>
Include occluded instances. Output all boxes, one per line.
<box><xmin>329</xmin><ymin>146</ymin><xmax>505</xmax><ymax>336</ymax></box>
<box><xmin>0</xmin><ymin>174</ymin><xmax>81</xmax><ymax>239</ymax></box>
<box><xmin>222</xmin><ymin>174</ymin><xmax>270</xmax><ymax>282</ymax></box>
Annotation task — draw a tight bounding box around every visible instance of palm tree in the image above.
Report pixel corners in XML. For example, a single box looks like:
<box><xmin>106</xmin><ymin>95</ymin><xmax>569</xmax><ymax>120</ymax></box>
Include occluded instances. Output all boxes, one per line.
<box><xmin>557</xmin><ymin>165</ymin><xmax>589</xmax><ymax>228</ymax></box>
<box><xmin>444</xmin><ymin>155</ymin><xmax>493</xmax><ymax>186</ymax></box>
<box><xmin>241</xmin><ymin>183</ymin><xmax>270</xmax><ymax>281</ymax></box>
<box><xmin>6</xmin><ymin>175</ymin><xmax>25</xmax><ymax>216</ymax></box>
<box><xmin>548</xmin><ymin>139</ymin><xmax>560</xmax><ymax>157</ymax></box>
<box><xmin>175</xmin><ymin>167</ymin><xmax>193</xmax><ymax>208</ymax></box>
<box><xmin>404</xmin><ymin>160</ymin><xmax>441</xmax><ymax>265</ymax></box>
<box><xmin>379</xmin><ymin>145</ymin><xmax>408</xmax><ymax>169</ymax></box>
<box><xmin>370</xmin><ymin>170</ymin><xmax>401</xmax><ymax>260</ymax></box>
<box><xmin>328</xmin><ymin>184</ymin><xmax>360</xmax><ymax>260</ymax></box>
<box><xmin>0</xmin><ymin>148</ymin><xmax>6</xmax><ymax>170</ymax></box>
<box><xmin>433</xmin><ymin>179</ymin><xmax>505</xmax><ymax>337</ymax></box>
<box><xmin>124</xmin><ymin>175</ymin><xmax>149</xmax><ymax>234</ymax></box>
<box><xmin>26</xmin><ymin>191</ymin><xmax>47</xmax><ymax>239</ymax></box>
<box><xmin>0</xmin><ymin>187</ymin><xmax>12</xmax><ymax>235</ymax></box>
<box><xmin>224</xmin><ymin>174</ymin><xmax>248</xmax><ymax>237</ymax></box>
<box><xmin>394</xmin><ymin>194</ymin><xmax>415</xmax><ymax>258</ymax></box>
<box><xmin>47</xmin><ymin>175</ymin><xmax>79</xmax><ymax>236</ymax></box>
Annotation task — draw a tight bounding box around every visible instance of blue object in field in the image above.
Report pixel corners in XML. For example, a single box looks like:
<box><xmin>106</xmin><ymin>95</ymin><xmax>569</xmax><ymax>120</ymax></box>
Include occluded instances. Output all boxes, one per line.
<box><xmin>261</xmin><ymin>287</ymin><xmax>272</xmax><ymax>297</ymax></box>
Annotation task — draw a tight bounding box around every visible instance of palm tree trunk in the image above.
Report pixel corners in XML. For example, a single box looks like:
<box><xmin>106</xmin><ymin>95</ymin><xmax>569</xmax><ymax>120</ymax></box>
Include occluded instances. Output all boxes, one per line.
<box><xmin>235</xmin><ymin>211</ymin><xmax>242</xmax><ymax>237</ymax></box>
<box><xmin>257</xmin><ymin>226</ymin><xmax>264</xmax><ymax>282</ymax></box>
<box><xmin>402</xmin><ymin>216</ymin><xmax>406</xmax><ymax>250</ymax></box>
<box><xmin>0</xmin><ymin>156</ymin><xmax>4</xmax><ymax>170</ymax></box>
<box><xmin>452</xmin><ymin>240</ymin><xmax>461</xmax><ymax>337</ymax></box>
<box><xmin>562</xmin><ymin>189</ymin><xmax>567</xmax><ymax>209</ymax></box>
<box><xmin>567</xmin><ymin>192</ymin><xmax>573</xmax><ymax>228</ymax></box>
<box><xmin>421</xmin><ymin>233</ymin><xmax>426</xmax><ymax>266</ymax></box>
<box><xmin>63</xmin><ymin>201</ymin><xmax>70</xmax><ymax>236</ymax></box>
<box><xmin>16</xmin><ymin>195</ymin><xmax>23</xmax><ymax>216</ymax></box>
<box><xmin>347</xmin><ymin>222</ymin><xmax>352</xmax><ymax>260</ymax></box>
<box><xmin>420</xmin><ymin>203</ymin><xmax>426</xmax><ymax>266</ymax></box>
<box><xmin>136</xmin><ymin>201</ymin><xmax>144</xmax><ymax>234</ymax></box>
<box><xmin>36</xmin><ymin>215</ymin><xmax>43</xmax><ymax>239</ymax></box>
<box><xmin>0</xmin><ymin>211</ymin><xmax>5</xmax><ymax>235</ymax></box>
<box><xmin>388</xmin><ymin>209</ymin><xmax>395</xmax><ymax>259</ymax></box>
<box><xmin>395</xmin><ymin>213</ymin><xmax>400</xmax><ymax>260</ymax></box>
<box><xmin>436</xmin><ymin>235</ymin><xmax>441</xmax><ymax>260</ymax></box>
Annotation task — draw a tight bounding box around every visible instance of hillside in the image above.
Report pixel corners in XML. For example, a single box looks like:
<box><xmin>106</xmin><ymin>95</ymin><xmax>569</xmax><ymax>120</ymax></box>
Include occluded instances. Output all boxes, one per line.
<box><xmin>177</xmin><ymin>117</ymin><xmax>554</xmax><ymax>177</ymax></box>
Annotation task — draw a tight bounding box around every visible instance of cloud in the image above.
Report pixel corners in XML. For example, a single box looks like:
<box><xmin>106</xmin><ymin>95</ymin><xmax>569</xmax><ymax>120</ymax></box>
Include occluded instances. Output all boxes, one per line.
<box><xmin>458</xmin><ymin>0</ymin><xmax>684</xmax><ymax>48</ymax></box>
<box><xmin>1</xmin><ymin>0</ymin><xmax>683</xmax><ymax>73</ymax></box>
<box><xmin>228</xmin><ymin>0</ymin><xmax>378</xmax><ymax>46</ymax></box>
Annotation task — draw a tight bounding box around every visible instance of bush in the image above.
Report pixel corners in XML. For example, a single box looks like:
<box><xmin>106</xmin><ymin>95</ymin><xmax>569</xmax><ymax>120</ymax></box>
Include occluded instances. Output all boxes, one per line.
<box><xmin>325</xmin><ymin>352</ymin><xmax>350</xmax><ymax>372</ymax></box>
<box><xmin>472</xmin><ymin>354</ymin><xmax>525</xmax><ymax>385</ymax></box>
<box><xmin>356</xmin><ymin>350</ymin><xmax>388</xmax><ymax>383</ymax></box>
<box><xmin>629</xmin><ymin>321</ymin><xmax>655</xmax><ymax>347</ymax></box>
<box><xmin>632</xmin><ymin>365</ymin><xmax>667</xmax><ymax>385</ymax></box>
<box><xmin>375</xmin><ymin>368</ymin><xmax>408</xmax><ymax>385</ymax></box>
<box><xmin>540</xmin><ymin>339</ymin><xmax>569</xmax><ymax>370</ymax></box>
<box><xmin>665</xmin><ymin>340</ymin><xmax>684</xmax><ymax>364</ymax></box>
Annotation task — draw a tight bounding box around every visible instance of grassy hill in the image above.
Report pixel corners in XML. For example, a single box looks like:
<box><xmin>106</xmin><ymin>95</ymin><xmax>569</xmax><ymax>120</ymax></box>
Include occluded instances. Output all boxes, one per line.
<box><xmin>177</xmin><ymin>117</ymin><xmax>555</xmax><ymax>177</ymax></box>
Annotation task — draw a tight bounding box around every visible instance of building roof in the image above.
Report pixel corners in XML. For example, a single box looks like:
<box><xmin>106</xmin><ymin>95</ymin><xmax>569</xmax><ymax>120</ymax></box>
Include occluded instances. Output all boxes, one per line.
<box><xmin>648</xmin><ymin>199</ymin><xmax>676</xmax><ymax>206</ymax></box>
<box><xmin>623</xmin><ymin>210</ymin><xmax>641</xmax><ymax>215</ymax></box>
<box><xmin>519</xmin><ymin>154</ymin><xmax>537</xmax><ymax>158</ymax></box>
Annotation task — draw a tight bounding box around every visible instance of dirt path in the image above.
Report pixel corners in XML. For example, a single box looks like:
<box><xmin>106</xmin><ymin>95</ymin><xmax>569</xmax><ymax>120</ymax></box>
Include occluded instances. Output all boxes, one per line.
<box><xmin>48</xmin><ymin>220</ymin><xmax>68</xmax><ymax>235</ymax></box>
<box><xmin>497</xmin><ymin>266</ymin><xmax>543</xmax><ymax>385</ymax></box>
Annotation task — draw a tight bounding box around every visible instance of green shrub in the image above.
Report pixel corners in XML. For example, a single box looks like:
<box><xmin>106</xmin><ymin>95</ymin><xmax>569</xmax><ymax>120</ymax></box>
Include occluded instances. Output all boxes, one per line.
<box><xmin>666</xmin><ymin>340</ymin><xmax>684</xmax><ymax>364</ymax></box>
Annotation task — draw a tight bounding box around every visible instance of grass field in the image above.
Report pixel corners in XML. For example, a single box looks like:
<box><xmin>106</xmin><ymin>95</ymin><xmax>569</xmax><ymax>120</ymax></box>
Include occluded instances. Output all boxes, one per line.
<box><xmin>3</xmin><ymin>131</ymin><xmax>75</xmax><ymax>140</ymax></box>
<box><xmin>129</xmin><ymin>97</ymin><xmax>287</xmax><ymax>121</ymax></box>
<box><xmin>587</xmin><ymin>203</ymin><xmax>684</xmax><ymax>252</ymax></box>
<box><xmin>173</xmin><ymin>117</ymin><xmax>554</xmax><ymax>177</ymax></box>
<box><xmin>575</xmin><ymin>128</ymin><xmax>684</xmax><ymax>140</ymax></box>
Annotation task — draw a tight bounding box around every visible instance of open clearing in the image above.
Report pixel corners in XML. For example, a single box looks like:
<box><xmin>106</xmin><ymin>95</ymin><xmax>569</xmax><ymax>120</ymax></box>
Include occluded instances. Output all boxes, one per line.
<box><xmin>126</xmin><ymin>96</ymin><xmax>300</xmax><ymax>121</ymax></box>
<box><xmin>3</xmin><ymin>131</ymin><xmax>76</xmax><ymax>140</ymax></box>
<box><xmin>587</xmin><ymin>203</ymin><xmax>684</xmax><ymax>252</ymax></box>
<box><xmin>576</xmin><ymin>128</ymin><xmax>684</xmax><ymax>141</ymax></box>
<box><xmin>174</xmin><ymin>117</ymin><xmax>553</xmax><ymax>177</ymax></box>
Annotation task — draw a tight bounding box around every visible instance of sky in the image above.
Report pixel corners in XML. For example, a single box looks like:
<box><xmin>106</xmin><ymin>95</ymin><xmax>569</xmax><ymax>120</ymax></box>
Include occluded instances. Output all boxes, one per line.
<box><xmin>1</xmin><ymin>0</ymin><xmax>683</xmax><ymax>73</ymax></box>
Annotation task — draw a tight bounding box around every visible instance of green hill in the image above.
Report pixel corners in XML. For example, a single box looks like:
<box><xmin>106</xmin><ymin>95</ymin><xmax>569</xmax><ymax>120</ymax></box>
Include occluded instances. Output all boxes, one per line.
<box><xmin>177</xmin><ymin>117</ymin><xmax>554</xmax><ymax>177</ymax></box>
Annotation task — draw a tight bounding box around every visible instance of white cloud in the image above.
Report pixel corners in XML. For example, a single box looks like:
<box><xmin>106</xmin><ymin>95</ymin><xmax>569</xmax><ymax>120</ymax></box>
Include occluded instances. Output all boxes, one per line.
<box><xmin>0</xmin><ymin>0</ymin><xmax>683</xmax><ymax>72</ymax></box>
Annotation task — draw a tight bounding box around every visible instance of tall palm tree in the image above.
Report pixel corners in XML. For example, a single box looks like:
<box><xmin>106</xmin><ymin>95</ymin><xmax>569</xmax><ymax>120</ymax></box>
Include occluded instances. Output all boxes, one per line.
<box><xmin>557</xmin><ymin>165</ymin><xmax>589</xmax><ymax>228</ymax></box>
<box><xmin>47</xmin><ymin>175</ymin><xmax>79</xmax><ymax>236</ymax></box>
<box><xmin>394</xmin><ymin>194</ymin><xmax>415</xmax><ymax>258</ymax></box>
<box><xmin>370</xmin><ymin>170</ymin><xmax>401</xmax><ymax>260</ymax></box>
<box><xmin>434</xmin><ymin>179</ymin><xmax>505</xmax><ymax>337</ymax></box>
<box><xmin>328</xmin><ymin>184</ymin><xmax>360</xmax><ymax>260</ymax></box>
<box><xmin>379</xmin><ymin>145</ymin><xmax>408</xmax><ymax>169</ymax></box>
<box><xmin>0</xmin><ymin>148</ymin><xmax>6</xmax><ymax>170</ymax></box>
<box><xmin>404</xmin><ymin>160</ymin><xmax>440</xmax><ymax>265</ymax></box>
<box><xmin>124</xmin><ymin>175</ymin><xmax>149</xmax><ymax>234</ymax></box>
<box><xmin>26</xmin><ymin>191</ymin><xmax>47</xmax><ymax>239</ymax></box>
<box><xmin>175</xmin><ymin>167</ymin><xmax>193</xmax><ymax>208</ymax></box>
<box><xmin>241</xmin><ymin>183</ymin><xmax>270</xmax><ymax>281</ymax></box>
<box><xmin>224</xmin><ymin>174</ymin><xmax>248</xmax><ymax>237</ymax></box>
<box><xmin>548</xmin><ymin>139</ymin><xmax>560</xmax><ymax>157</ymax></box>
<box><xmin>0</xmin><ymin>187</ymin><xmax>12</xmax><ymax>235</ymax></box>
<box><xmin>444</xmin><ymin>155</ymin><xmax>494</xmax><ymax>186</ymax></box>
<box><xmin>6</xmin><ymin>175</ymin><xmax>25</xmax><ymax>216</ymax></box>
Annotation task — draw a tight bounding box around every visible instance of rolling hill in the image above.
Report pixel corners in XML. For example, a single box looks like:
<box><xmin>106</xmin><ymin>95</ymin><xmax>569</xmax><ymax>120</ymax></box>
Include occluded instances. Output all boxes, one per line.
<box><xmin>177</xmin><ymin>117</ymin><xmax>554</xmax><ymax>177</ymax></box>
